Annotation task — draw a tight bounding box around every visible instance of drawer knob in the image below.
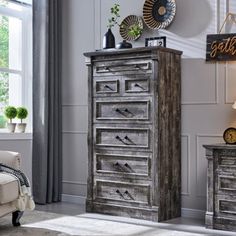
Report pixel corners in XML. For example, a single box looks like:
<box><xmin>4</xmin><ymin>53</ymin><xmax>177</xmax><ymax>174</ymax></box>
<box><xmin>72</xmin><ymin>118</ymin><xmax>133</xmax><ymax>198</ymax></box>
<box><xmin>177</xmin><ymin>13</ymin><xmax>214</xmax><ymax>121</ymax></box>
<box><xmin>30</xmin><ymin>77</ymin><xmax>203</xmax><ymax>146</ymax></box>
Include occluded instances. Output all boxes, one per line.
<box><xmin>115</xmin><ymin>108</ymin><xmax>121</xmax><ymax>113</ymax></box>
<box><xmin>114</xmin><ymin>162</ymin><xmax>120</xmax><ymax>166</ymax></box>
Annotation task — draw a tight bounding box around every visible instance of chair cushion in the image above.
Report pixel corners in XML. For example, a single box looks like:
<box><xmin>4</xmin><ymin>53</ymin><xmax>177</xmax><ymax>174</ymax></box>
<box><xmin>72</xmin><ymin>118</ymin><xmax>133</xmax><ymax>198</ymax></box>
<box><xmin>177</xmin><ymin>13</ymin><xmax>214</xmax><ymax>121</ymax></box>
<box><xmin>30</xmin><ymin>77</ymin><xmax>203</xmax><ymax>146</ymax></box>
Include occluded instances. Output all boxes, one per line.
<box><xmin>0</xmin><ymin>173</ymin><xmax>19</xmax><ymax>204</ymax></box>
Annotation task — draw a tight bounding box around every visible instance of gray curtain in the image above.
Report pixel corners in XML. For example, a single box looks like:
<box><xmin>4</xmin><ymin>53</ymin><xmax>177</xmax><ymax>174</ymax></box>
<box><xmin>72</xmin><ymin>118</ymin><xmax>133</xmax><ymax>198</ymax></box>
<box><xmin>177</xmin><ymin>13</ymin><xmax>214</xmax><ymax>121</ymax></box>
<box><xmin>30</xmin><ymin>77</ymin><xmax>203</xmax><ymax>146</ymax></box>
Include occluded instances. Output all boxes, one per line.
<box><xmin>32</xmin><ymin>0</ymin><xmax>62</xmax><ymax>204</ymax></box>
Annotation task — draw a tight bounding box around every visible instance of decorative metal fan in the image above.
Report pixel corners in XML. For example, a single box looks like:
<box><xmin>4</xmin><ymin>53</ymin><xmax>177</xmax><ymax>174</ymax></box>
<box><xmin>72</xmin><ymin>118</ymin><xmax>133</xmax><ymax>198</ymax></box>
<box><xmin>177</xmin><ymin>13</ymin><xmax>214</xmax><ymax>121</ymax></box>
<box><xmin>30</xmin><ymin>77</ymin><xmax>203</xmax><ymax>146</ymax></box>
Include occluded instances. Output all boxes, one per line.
<box><xmin>143</xmin><ymin>0</ymin><xmax>176</xmax><ymax>29</ymax></box>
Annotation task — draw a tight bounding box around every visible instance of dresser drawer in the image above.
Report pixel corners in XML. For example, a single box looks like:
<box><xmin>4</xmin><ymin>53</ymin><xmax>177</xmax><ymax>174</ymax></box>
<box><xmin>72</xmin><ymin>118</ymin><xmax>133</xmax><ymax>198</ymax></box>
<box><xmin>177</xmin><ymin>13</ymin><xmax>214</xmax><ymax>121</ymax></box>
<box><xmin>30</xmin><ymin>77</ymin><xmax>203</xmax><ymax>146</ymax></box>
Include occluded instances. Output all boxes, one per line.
<box><xmin>95</xmin><ymin>100</ymin><xmax>150</xmax><ymax>121</ymax></box>
<box><xmin>94</xmin><ymin>79</ymin><xmax>119</xmax><ymax>95</ymax></box>
<box><xmin>94</xmin><ymin>60</ymin><xmax>152</xmax><ymax>76</ymax></box>
<box><xmin>95</xmin><ymin>153</ymin><xmax>150</xmax><ymax>177</ymax></box>
<box><xmin>95</xmin><ymin>180</ymin><xmax>150</xmax><ymax>204</ymax></box>
<box><xmin>215</xmin><ymin>195</ymin><xmax>236</xmax><ymax>217</ymax></box>
<box><xmin>217</xmin><ymin>175</ymin><xmax>236</xmax><ymax>192</ymax></box>
<box><xmin>124</xmin><ymin>77</ymin><xmax>150</xmax><ymax>94</ymax></box>
<box><xmin>95</xmin><ymin>127</ymin><xmax>150</xmax><ymax>149</ymax></box>
<box><xmin>219</xmin><ymin>156</ymin><xmax>236</xmax><ymax>166</ymax></box>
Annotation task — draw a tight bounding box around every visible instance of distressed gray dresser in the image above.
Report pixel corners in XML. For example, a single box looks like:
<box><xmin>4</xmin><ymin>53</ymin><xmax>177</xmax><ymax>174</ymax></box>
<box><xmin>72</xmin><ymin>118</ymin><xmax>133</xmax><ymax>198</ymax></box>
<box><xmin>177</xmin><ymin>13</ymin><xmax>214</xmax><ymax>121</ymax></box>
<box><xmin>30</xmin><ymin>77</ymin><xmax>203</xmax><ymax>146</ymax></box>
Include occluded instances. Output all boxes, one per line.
<box><xmin>204</xmin><ymin>144</ymin><xmax>236</xmax><ymax>231</ymax></box>
<box><xmin>84</xmin><ymin>47</ymin><xmax>182</xmax><ymax>222</ymax></box>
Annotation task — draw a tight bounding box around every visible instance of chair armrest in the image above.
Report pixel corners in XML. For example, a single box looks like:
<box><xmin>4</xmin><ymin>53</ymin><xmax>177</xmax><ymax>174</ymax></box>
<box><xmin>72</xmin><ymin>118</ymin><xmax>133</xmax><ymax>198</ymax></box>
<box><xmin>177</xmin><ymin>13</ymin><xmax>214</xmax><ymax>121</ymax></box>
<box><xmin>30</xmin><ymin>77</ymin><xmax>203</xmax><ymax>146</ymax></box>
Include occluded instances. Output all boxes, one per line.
<box><xmin>0</xmin><ymin>151</ymin><xmax>21</xmax><ymax>170</ymax></box>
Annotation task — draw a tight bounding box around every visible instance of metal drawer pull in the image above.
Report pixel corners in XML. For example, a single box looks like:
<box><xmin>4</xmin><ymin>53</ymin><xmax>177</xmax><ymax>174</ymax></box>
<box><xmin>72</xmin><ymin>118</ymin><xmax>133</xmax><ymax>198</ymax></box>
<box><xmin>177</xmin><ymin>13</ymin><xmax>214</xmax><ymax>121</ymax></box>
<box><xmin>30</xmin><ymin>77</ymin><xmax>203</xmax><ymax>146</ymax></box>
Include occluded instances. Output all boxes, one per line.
<box><xmin>134</xmin><ymin>83</ymin><xmax>145</xmax><ymax>90</ymax></box>
<box><xmin>104</xmin><ymin>84</ymin><xmax>113</xmax><ymax>91</ymax></box>
<box><xmin>124</xmin><ymin>136</ymin><xmax>135</xmax><ymax>144</ymax></box>
<box><xmin>124</xmin><ymin>163</ymin><xmax>133</xmax><ymax>172</ymax></box>
<box><xmin>124</xmin><ymin>190</ymin><xmax>134</xmax><ymax>200</ymax></box>
<box><xmin>116</xmin><ymin>135</ymin><xmax>122</xmax><ymax>141</ymax></box>
<box><xmin>115</xmin><ymin>108</ymin><xmax>134</xmax><ymax>117</ymax></box>
<box><xmin>96</xmin><ymin>63</ymin><xmax>149</xmax><ymax>73</ymax></box>
<box><xmin>115</xmin><ymin>135</ymin><xmax>135</xmax><ymax>145</ymax></box>
<box><xmin>115</xmin><ymin>108</ymin><xmax>122</xmax><ymax>113</ymax></box>
<box><xmin>116</xmin><ymin>189</ymin><xmax>124</xmax><ymax>198</ymax></box>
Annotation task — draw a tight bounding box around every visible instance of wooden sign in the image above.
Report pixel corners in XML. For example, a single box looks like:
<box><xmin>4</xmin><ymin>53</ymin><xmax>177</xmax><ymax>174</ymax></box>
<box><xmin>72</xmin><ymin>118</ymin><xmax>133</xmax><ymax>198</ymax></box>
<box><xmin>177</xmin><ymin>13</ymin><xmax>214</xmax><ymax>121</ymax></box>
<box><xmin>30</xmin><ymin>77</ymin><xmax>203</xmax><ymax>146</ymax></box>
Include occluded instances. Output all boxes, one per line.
<box><xmin>206</xmin><ymin>33</ymin><xmax>236</xmax><ymax>61</ymax></box>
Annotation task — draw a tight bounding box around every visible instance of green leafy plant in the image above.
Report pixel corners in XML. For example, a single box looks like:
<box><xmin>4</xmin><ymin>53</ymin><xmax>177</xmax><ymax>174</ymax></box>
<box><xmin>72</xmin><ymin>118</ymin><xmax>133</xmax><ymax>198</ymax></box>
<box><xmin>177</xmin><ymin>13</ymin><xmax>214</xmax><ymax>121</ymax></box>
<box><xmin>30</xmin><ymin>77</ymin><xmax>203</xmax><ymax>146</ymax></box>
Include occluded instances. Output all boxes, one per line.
<box><xmin>4</xmin><ymin>106</ymin><xmax>17</xmax><ymax>123</ymax></box>
<box><xmin>107</xmin><ymin>4</ymin><xmax>120</xmax><ymax>29</ymax></box>
<box><xmin>16</xmin><ymin>107</ymin><xmax>28</xmax><ymax>123</ymax></box>
<box><xmin>127</xmin><ymin>24</ymin><xmax>143</xmax><ymax>38</ymax></box>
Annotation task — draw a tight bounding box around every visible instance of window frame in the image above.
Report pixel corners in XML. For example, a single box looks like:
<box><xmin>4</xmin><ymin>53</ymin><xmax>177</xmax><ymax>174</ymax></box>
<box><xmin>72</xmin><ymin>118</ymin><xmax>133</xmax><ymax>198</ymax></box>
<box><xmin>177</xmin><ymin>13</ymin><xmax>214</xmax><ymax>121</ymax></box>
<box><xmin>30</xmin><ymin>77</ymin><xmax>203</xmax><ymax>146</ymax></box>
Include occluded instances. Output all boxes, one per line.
<box><xmin>0</xmin><ymin>3</ymin><xmax>32</xmax><ymax>132</ymax></box>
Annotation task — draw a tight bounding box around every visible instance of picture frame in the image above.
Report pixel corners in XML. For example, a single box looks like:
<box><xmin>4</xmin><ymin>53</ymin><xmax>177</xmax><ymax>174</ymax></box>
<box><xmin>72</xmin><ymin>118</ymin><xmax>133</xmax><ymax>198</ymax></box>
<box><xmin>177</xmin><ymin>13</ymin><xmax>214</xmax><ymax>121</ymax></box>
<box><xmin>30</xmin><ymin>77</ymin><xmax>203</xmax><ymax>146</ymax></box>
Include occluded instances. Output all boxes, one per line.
<box><xmin>145</xmin><ymin>36</ymin><xmax>166</xmax><ymax>47</ymax></box>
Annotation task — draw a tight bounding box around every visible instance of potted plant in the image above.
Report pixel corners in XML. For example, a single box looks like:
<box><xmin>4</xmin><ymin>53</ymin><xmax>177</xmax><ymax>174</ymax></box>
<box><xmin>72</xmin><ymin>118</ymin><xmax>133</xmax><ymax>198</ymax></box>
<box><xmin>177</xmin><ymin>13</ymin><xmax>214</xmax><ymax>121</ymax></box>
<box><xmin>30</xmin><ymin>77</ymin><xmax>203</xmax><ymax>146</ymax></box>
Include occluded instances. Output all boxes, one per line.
<box><xmin>4</xmin><ymin>106</ymin><xmax>17</xmax><ymax>133</ymax></box>
<box><xmin>103</xmin><ymin>3</ymin><xmax>120</xmax><ymax>49</ymax></box>
<box><xmin>16</xmin><ymin>107</ymin><xmax>28</xmax><ymax>133</ymax></box>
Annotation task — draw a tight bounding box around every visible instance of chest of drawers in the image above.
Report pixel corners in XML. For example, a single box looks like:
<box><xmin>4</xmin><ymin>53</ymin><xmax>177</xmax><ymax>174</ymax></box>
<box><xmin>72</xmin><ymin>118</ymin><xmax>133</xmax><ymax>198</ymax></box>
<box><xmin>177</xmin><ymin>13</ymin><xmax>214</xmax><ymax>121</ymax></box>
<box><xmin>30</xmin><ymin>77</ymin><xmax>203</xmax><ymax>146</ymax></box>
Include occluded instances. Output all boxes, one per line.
<box><xmin>204</xmin><ymin>144</ymin><xmax>236</xmax><ymax>231</ymax></box>
<box><xmin>84</xmin><ymin>47</ymin><xmax>182</xmax><ymax>222</ymax></box>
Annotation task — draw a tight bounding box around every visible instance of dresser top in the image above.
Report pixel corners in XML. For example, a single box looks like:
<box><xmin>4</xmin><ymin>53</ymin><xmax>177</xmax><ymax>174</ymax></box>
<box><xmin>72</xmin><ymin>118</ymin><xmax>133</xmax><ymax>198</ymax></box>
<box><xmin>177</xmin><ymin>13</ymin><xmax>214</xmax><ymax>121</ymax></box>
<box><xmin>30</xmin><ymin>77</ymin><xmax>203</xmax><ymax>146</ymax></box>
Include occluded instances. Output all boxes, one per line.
<box><xmin>203</xmin><ymin>143</ymin><xmax>236</xmax><ymax>150</ymax></box>
<box><xmin>84</xmin><ymin>46</ymin><xmax>182</xmax><ymax>57</ymax></box>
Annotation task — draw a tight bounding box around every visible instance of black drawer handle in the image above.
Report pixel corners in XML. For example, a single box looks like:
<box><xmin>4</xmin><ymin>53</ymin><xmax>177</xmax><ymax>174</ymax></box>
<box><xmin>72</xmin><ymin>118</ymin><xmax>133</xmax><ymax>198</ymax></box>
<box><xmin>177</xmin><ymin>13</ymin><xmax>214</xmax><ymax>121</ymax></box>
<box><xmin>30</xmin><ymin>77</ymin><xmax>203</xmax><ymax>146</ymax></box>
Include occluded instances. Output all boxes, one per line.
<box><xmin>124</xmin><ymin>163</ymin><xmax>129</xmax><ymax>167</ymax></box>
<box><xmin>124</xmin><ymin>190</ymin><xmax>134</xmax><ymax>200</ymax></box>
<box><xmin>116</xmin><ymin>189</ymin><xmax>124</xmax><ymax>198</ymax></box>
<box><xmin>116</xmin><ymin>135</ymin><xmax>122</xmax><ymax>141</ymax></box>
<box><xmin>114</xmin><ymin>162</ymin><xmax>120</xmax><ymax>166</ymax></box>
<box><xmin>104</xmin><ymin>84</ymin><xmax>113</xmax><ymax>91</ymax></box>
<box><xmin>134</xmin><ymin>83</ymin><xmax>145</xmax><ymax>90</ymax></box>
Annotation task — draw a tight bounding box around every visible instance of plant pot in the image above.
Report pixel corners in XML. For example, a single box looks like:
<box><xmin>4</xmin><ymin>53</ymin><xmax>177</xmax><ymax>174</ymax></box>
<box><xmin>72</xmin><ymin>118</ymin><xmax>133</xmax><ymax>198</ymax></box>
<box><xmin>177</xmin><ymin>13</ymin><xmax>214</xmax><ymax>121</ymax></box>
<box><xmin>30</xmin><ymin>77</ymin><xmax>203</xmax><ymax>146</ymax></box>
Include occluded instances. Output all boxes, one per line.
<box><xmin>7</xmin><ymin>123</ymin><xmax>16</xmax><ymax>133</ymax></box>
<box><xmin>103</xmin><ymin>28</ymin><xmax>115</xmax><ymax>49</ymax></box>
<box><xmin>17</xmin><ymin>123</ymin><xmax>27</xmax><ymax>133</ymax></box>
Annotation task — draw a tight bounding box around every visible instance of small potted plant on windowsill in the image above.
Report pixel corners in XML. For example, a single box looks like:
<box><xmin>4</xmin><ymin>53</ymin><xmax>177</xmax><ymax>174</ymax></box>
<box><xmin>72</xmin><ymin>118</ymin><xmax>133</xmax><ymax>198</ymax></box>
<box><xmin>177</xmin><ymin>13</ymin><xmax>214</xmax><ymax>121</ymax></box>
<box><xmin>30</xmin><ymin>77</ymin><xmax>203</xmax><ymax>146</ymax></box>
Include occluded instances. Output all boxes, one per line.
<box><xmin>16</xmin><ymin>107</ymin><xmax>28</xmax><ymax>133</ymax></box>
<box><xmin>4</xmin><ymin>106</ymin><xmax>17</xmax><ymax>133</ymax></box>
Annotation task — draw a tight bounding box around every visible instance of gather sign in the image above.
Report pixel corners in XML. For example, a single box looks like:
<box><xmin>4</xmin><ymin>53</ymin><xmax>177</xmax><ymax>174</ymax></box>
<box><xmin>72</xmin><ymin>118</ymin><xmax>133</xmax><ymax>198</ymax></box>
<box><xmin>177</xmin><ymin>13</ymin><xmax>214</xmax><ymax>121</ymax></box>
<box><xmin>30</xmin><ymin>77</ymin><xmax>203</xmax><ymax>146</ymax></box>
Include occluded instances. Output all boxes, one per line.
<box><xmin>206</xmin><ymin>33</ymin><xmax>236</xmax><ymax>61</ymax></box>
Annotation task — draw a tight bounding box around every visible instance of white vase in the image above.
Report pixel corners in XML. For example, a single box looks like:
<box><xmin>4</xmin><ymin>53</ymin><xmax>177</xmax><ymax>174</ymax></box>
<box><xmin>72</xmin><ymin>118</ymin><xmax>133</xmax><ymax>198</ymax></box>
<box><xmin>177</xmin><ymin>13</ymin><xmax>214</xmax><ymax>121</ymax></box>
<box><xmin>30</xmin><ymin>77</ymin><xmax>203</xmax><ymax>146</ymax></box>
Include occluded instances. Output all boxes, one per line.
<box><xmin>17</xmin><ymin>123</ymin><xmax>27</xmax><ymax>133</ymax></box>
<box><xmin>7</xmin><ymin>123</ymin><xmax>16</xmax><ymax>133</ymax></box>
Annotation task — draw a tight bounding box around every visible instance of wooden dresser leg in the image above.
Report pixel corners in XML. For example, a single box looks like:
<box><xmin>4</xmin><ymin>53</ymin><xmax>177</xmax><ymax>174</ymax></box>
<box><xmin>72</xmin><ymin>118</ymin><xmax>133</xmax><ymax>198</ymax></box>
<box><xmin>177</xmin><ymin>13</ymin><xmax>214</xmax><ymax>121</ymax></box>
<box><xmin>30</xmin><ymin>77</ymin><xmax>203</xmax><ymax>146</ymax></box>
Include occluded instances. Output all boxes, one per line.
<box><xmin>12</xmin><ymin>211</ymin><xmax>24</xmax><ymax>226</ymax></box>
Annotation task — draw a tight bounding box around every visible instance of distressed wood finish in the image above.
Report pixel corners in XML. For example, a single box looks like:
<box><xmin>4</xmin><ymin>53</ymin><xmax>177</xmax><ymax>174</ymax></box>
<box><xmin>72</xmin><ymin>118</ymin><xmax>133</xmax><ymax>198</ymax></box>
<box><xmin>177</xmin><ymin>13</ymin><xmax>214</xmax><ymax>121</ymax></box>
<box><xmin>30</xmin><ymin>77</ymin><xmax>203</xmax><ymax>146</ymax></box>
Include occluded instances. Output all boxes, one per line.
<box><xmin>204</xmin><ymin>144</ymin><xmax>236</xmax><ymax>231</ymax></box>
<box><xmin>84</xmin><ymin>46</ymin><xmax>182</xmax><ymax>222</ymax></box>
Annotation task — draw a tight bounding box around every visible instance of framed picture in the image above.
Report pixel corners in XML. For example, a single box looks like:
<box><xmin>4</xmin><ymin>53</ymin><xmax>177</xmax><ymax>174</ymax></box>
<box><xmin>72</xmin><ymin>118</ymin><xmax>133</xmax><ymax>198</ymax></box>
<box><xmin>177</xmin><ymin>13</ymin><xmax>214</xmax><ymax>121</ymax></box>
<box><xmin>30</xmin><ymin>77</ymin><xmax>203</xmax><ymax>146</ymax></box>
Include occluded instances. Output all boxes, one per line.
<box><xmin>145</xmin><ymin>36</ymin><xmax>166</xmax><ymax>47</ymax></box>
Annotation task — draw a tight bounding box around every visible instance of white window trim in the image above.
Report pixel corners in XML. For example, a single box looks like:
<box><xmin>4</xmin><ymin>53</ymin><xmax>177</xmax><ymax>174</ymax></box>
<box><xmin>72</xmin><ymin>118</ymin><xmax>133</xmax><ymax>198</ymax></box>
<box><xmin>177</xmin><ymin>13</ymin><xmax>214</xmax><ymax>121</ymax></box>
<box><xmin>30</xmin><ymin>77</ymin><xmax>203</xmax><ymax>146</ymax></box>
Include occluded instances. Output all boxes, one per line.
<box><xmin>0</xmin><ymin>4</ymin><xmax>32</xmax><ymax>133</ymax></box>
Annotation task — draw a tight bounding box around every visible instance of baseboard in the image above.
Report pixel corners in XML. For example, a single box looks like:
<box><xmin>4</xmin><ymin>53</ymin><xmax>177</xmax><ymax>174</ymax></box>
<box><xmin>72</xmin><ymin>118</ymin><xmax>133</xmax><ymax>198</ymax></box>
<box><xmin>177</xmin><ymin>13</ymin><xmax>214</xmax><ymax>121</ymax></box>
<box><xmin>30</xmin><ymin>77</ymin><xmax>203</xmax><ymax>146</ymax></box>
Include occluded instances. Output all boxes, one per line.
<box><xmin>62</xmin><ymin>194</ymin><xmax>205</xmax><ymax>220</ymax></box>
<box><xmin>181</xmin><ymin>208</ymin><xmax>205</xmax><ymax>220</ymax></box>
<box><xmin>61</xmin><ymin>194</ymin><xmax>86</xmax><ymax>204</ymax></box>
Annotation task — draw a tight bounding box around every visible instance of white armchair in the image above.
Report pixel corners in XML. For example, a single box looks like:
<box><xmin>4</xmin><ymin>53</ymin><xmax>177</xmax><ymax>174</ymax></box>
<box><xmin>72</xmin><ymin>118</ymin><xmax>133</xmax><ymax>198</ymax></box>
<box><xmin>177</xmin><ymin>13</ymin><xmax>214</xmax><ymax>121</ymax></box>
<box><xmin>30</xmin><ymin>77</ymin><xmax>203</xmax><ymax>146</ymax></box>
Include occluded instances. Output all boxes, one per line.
<box><xmin>0</xmin><ymin>151</ymin><xmax>24</xmax><ymax>226</ymax></box>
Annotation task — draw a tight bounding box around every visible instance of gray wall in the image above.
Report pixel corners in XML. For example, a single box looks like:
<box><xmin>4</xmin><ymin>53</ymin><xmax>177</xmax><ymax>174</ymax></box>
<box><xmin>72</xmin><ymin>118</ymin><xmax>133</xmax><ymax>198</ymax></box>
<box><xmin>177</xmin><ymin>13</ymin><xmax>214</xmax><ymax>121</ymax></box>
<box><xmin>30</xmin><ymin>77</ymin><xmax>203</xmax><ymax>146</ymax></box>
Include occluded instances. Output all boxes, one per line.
<box><xmin>61</xmin><ymin>0</ymin><xmax>236</xmax><ymax>213</ymax></box>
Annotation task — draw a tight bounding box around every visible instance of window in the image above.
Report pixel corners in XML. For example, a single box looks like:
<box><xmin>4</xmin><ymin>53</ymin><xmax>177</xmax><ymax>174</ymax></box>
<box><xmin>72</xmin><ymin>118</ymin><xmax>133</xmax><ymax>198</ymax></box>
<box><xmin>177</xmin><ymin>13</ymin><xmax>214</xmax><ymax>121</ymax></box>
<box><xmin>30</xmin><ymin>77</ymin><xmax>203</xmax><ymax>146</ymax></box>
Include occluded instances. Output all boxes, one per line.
<box><xmin>0</xmin><ymin>0</ymin><xmax>32</xmax><ymax>130</ymax></box>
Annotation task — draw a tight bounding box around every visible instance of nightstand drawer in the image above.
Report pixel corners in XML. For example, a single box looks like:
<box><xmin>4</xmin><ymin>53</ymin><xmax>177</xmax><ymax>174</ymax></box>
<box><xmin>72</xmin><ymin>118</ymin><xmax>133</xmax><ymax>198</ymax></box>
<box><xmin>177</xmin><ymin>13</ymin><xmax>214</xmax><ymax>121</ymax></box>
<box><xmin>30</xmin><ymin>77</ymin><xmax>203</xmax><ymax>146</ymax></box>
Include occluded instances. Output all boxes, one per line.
<box><xmin>95</xmin><ymin>153</ymin><xmax>150</xmax><ymax>177</ymax></box>
<box><xmin>94</xmin><ymin>79</ymin><xmax>119</xmax><ymax>95</ymax></box>
<box><xmin>215</xmin><ymin>195</ymin><xmax>236</xmax><ymax>217</ymax></box>
<box><xmin>219</xmin><ymin>156</ymin><xmax>236</xmax><ymax>166</ymax></box>
<box><xmin>95</xmin><ymin>180</ymin><xmax>150</xmax><ymax>204</ymax></box>
<box><xmin>217</xmin><ymin>175</ymin><xmax>236</xmax><ymax>192</ymax></box>
<box><xmin>94</xmin><ymin>60</ymin><xmax>152</xmax><ymax>75</ymax></box>
<box><xmin>94</xmin><ymin>100</ymin><xmax>150</xmax><ymax>121</ymax></box>
<box><xmin>124</xmin><ymin>77</ymin><xmax>150</xmax><ymax>94</ymax></box>
<box><xmin>95</xmin><ymin>127</ymin><xmax>150</xmax><ymax>149</ymax></box>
